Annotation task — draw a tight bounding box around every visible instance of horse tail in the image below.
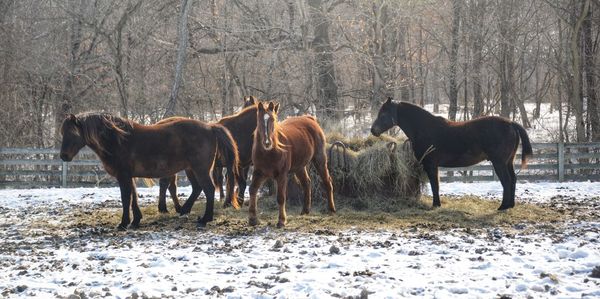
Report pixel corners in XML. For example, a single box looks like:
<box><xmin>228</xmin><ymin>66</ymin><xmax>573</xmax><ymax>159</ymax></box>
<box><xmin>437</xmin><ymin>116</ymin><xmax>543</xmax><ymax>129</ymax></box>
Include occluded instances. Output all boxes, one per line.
<box><xmin>512</xmin><ymin>122</ymin><xmax>533</xmax><ymax>169</ymax></box>
<box><xmin>211</xmin><ymin>124</ymin><xmax>240</xmax><ymax>209</ymax></box>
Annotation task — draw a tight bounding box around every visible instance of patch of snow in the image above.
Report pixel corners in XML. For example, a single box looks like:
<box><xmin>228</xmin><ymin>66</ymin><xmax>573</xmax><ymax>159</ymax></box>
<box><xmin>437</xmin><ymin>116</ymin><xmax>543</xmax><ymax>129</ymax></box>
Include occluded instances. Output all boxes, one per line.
<box><xmin>0</xmin><ymin>184</ymin><xmax>598</xmax><ymax>298</ymax></box>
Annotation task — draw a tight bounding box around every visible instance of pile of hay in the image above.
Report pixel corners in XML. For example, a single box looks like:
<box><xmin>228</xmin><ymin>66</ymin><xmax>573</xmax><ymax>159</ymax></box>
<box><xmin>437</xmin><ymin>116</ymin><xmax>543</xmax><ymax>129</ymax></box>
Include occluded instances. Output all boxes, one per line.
<box><xmin>287</xmin><ymin>134</ymin><xmax>426</xmax><ymax>211</ymax></box>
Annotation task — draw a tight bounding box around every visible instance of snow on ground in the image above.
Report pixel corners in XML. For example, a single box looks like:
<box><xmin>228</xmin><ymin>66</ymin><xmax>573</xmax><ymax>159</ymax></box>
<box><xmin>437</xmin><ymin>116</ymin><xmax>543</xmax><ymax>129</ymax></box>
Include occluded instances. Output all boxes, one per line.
<box><xmin>0</xmin><ymin>183</ymin><xmax>599</xmax><ymax>298</ymax></box>
<box><xmin>426</xmin><ymin>181</ymin><xmax>600</xmax><ymax>204</ymax></box>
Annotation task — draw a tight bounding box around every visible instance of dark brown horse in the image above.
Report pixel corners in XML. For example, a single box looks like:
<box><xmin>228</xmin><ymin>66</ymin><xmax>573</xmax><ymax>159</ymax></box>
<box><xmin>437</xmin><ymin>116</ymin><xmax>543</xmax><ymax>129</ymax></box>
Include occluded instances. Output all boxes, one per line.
<box><xmin>59</xmin><ymin>112</ymin><xmax>239</xmax><ymax>230</ymax></box>
<box><xmin>158</xmin><ymin>96</ymin><xmax>258</xmax><ymax>213</ymax></box>
<box><xmin>249</xmin><ymin>101</ymin><xmax>336</xmax><ymax>228</ymax></box>
<box><xmin>370</xmin><ymin>98</ymin><xmax>533</xmax><ymax>210</ymax></box>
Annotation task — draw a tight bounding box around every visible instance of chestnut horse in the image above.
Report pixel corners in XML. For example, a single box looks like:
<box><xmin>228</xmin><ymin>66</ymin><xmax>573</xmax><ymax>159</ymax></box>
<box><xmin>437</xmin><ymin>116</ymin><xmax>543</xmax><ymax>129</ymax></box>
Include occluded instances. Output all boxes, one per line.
<box><xmin>157</xmin><ymin>96</ymin><xmax>258</xmax><ymax>213</ymax></box>
<box><xmin>59</xmin><ymin>113</ymin><xmax>239</xmax><ymax>230</ymax></box>
<box><xmin>370</xmin><ymin>98</ymin><xmax>533</xmax><ymax>210</ymax></box>
<box><xmin>249</xmin><ymin>102</ymin><xmax>336</xmax><ymax>228</ymax></box>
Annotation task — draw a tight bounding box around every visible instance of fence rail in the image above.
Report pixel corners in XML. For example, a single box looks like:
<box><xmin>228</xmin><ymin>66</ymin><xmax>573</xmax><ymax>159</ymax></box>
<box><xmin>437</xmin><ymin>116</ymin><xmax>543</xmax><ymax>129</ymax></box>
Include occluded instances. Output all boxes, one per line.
<box><xmin>1</xmin><ymin>142</ymin><xmax>600</xmax><ymax>188</ymax></box>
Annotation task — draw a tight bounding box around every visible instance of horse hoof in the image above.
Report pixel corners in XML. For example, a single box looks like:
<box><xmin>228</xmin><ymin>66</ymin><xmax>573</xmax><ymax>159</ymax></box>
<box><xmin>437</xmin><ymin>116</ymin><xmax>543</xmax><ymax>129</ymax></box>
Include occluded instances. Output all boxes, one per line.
<box><xmin>196</xmin><ymin>221</ymin><xmax>207</xmax><ymax>229</ymax></box>
<box><xmin>497</xmin><ymin>205</ymin><xmax>511</xmax><ymax>211</ymax></box>
<box><xmin>198</xmin><ymin>216</ymin><xmax>213</xmax><ymax>223</ymax></box>
<box><xmin>158</xmin><ymin>209</ymin><xmax>169</xmax><ymax>214</ymax></box>
<box><xmin>248</xmin><ymin>218</ymin><xmax>259</xmax><ymax>226</ymax></box>
<box><xmin>117</xmin><ymin>224</ymin><xmax>128</xmax><ymax>231</ymax></box>
<box><xmin>301</xmin><ymin>209</ymin><xmax>310</xmax><ymax>215</ymax></box>
<box><xmin>276</xmin><ymin>222</ymin><xmax>286</xmax><ymax>228</ymax></box>
<box><xmin>130</xmin><ymin>222</ymin><xmax>140</xmax><ymax>229</ymax></box>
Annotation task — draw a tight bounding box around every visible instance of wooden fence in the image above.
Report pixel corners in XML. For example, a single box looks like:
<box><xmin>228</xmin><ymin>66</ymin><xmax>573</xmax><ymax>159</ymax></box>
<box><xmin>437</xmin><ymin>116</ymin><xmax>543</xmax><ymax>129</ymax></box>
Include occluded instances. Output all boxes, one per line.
<box><xmin>1</xmin><ymin>142</ymin><xmax>599</xmax><ymax>188</ymax></box>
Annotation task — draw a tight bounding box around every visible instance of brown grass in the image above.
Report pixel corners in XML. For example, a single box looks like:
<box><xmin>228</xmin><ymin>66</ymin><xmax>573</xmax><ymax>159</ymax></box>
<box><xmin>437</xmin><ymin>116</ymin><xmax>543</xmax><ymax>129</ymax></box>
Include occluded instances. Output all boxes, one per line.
<box><xmin>62</xmin><ymin>194</ymin><xmax>565</xmax><ymax>236</ymax></box>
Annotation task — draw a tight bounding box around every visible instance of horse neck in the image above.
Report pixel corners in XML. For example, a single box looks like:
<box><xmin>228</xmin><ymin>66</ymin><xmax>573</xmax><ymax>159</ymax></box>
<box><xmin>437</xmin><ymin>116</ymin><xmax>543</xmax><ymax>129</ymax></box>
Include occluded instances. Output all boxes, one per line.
<box><xmin>80</xmin><ymin>115</ymin><xmax>131</xmax><ymax>160</ymax></box>
<box><xmin>221</xmin><ymin>106</ymin><xmax>257</xmax><ymax>131</ymax></box>
<box><xmin>395</xmin><ymin>103</ymin><xmax>439</xmax><ymax>140</ymax></box>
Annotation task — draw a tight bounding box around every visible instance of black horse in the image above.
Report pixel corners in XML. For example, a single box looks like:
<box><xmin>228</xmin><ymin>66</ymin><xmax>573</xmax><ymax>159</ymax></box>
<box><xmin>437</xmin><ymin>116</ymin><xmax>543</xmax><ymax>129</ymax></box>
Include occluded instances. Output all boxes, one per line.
<box><xmin>371</xmin><ymin>98</ymin><xmax>533</xmax><ymax>210</ymax></box>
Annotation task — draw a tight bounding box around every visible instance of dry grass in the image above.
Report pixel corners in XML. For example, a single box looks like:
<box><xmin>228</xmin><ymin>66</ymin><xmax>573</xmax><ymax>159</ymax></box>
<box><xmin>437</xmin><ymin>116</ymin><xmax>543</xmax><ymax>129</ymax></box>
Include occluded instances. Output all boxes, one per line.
<box><xmin>326</xmin><ymin>132</ymin><xmax>401</xmax><ymax>151</ymax></box>
<box><xmin>292</xmin><ymin>137</ymin><xmax>425</xmax><ymax>204</ymax></box>
<box><xmin>65</xmin><ymin>194</ymin><xmax>565</xmax><ymax>236</ymax></box>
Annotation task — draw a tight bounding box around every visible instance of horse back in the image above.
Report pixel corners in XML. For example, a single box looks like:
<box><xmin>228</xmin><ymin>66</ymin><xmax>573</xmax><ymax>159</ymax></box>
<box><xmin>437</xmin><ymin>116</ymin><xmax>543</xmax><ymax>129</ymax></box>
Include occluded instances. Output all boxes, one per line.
<box><xmin>127</xmin><ymin>119</ymin><xmax>218</xmax><ymax>177</ymax></box>
<box><xmin>279</xmin><ymin>116</ymin><xmax>326</xmax><ymax>170</ymax></box>
<box><xmin>426</xmin><ymin>116</ymin><xmax>519</xmax><ymax>167</ymax></box>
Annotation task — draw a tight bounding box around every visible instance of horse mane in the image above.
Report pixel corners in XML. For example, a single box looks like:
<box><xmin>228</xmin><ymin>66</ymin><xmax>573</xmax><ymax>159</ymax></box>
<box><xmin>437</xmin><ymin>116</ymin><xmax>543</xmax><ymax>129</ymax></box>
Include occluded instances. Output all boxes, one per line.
<box><xmin>76</xmin><ymin>112</ymin><xmax>133</xmax><ymax>154</ymax></box>
<box><xmin>399</xmin><ymin>102</ymin><xmax>446</xmax><ymax>124</ymax></box>
<box><xmin>272</xmin><ymin>118</ymin><xmax>288</xmax><ymax>150</ymax></box>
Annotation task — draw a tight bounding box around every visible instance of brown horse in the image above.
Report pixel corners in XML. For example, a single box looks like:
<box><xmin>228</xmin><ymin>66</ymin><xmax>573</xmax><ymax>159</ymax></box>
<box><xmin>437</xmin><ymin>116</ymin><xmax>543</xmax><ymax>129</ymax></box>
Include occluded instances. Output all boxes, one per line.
<box><xmin>370</xmin><ymin>98</ymin><xmax>533</xmax><ymax>210</ymax></box>
<box><xmin>59</xmin><ymin>112</ymin><xmax>239</xmax><ymax>230</ymax></box>
<box><xmin>249</xmin><ymin>101</ymin><xmax>336</xmax><ymax>228</ymax></box>
<box><xmin>158</xmin><ymin>96</ymin><xmax>258</xmax><ymax>213</ymax></box>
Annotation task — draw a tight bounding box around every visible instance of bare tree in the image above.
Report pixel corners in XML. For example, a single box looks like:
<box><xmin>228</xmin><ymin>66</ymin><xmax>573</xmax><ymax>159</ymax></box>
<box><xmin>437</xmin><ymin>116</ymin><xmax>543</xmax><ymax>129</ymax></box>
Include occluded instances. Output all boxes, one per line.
<box><xmin>164</xmin><ymin>0</ymin><xmax>193</xmax><ymax>118</ymax></box>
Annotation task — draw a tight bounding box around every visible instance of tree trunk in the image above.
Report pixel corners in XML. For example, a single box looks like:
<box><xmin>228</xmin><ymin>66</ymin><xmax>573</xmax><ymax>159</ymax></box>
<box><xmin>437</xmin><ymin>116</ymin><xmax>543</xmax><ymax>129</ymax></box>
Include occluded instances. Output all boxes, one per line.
<box><xmin>570</xmin><ymin>0</ymin><xmax>589</xmax><ymax>142</ymax></box>
<box><xmin>54</xmin><ymin>0</ymin><xmax>84</xmax><ymax>146</ymax></box>
<box><xmin>498</xmin><ymin>2</ymin><xmax>514</xmax><ymax>118</ymax></box>
<box><xmin>369</xmin><ymin>1</ymin><xmax>393</xmax><ymax>113</ymax></box>
<box><xmin>308</xmin><ymin>0</ymin><xmax>339</xmax><ymax>122</ymax></box>
<box><xmin>164</xmin><ymin>0</ymin><xmax>193</xmax><ymax>118</ymax></box>
<box><xmin>583</xmin><ymin>2</ymin><xmax>600</xmax><ymax>141</ymax></box>
<box><xmin>470</xmin><ymin>0</ymin><xmax>486</xmax><ymax>118</ymax></box>
<box><xmin>448</xmin><ymin>0</ymin><xmax>461</xmax><ymax>121</ymax></box>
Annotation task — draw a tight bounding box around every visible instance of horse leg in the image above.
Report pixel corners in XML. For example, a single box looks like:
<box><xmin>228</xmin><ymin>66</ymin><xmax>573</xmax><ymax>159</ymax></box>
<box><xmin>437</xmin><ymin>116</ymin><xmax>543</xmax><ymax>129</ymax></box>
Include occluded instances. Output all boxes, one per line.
<box><xmin>196</xmin><ymin>172</ymin><xmax>216</xmax><ymax>227</ymax></box>
<box><xmin>117</xmin><ymin>176</ymin><xmax>133</xmax><ymax>230</ymax></box>
<box><xmin>236</xmin><ymin>166</ymin><xmax>250</xmax><ymax>204</ymax></box>
<box><xmin>275</xmin><ymin>173</ymin><xmax>289</xmax><ymax>228</ymax></box>
<box><xmin>507</xmin><ymin>162</ymin><xmax>517</xmax><ymax>208</ymax></box>
<box><xmin>492</xmin><ymin>160</ymin><xmax>512</xmax><ymax>210</ymax></box>
<box><xmin>213</xmin><ymin>167</ymin><xmax>225</xmax><ymax>201</ymax></box>
<box><xmin>179</xmin><ymin>171</ymin><xmax>202</xmax><ymax>215</ymax></box>
<box><xmin>424</xmin><ymin>163</ymin><xmax>441</xmax><ymax>207</ymax></box>
<box><xmin>248</xmin><ymin>171</ymin><xmax>267</xmax><ymax>226</ymax></box>
<box><xmin>130</xmin><ymin>179</ymin><xmax>142</xmax><ymax>228</ymax></box>
<box><xmin>313</xmin><ymin>151</ymin><xmax>336</xmax><ymax>214</ymax></box>
<box><xmin>158</xmin><ymin>176</ymin><xmax>171</xmax><ymax>213</ymax></box>
<box><xmin>297</xmin><ymin>167</ymin><xmax>312</xmax><ymax>215</ymax></box>
<box><xmin>168</xmin><ymin>174</ymin><xmax>182</xmax><ymax>213</ymax></box>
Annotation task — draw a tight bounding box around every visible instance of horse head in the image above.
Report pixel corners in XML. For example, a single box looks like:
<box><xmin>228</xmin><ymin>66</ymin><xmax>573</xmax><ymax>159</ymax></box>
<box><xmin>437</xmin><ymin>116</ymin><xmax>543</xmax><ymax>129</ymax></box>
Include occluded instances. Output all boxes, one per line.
<box><xmin>256</xmin><ymin>101</ymin><xmax>280</xmax><ymax>150</ymax></box>
<box><xmin>60</xmin><ymin>114</ymin><xmax>86</xmax><ymax>162</ymax></box>
<box><xmin>371</xmin><ymin>97</ymin><xmax>397</xmax><ymax>137</ymax></box>
<box><xmin>243</xmin><ymin>96</ymin><xmax>257</xmax><ymax>108</ymax></box>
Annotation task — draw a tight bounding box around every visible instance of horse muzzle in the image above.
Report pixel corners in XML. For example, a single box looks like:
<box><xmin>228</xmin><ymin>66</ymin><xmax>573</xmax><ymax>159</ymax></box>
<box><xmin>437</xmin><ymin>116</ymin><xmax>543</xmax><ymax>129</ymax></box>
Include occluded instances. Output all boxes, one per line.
<box><xmin>60</xmin><ymin>153</ymin><xmax>73</xmax><ymax>162</ymax></box>
<box><xmin>370</xmin><ymin>126</ymin><xmax>382</xmax><ymax>137</ymax></box>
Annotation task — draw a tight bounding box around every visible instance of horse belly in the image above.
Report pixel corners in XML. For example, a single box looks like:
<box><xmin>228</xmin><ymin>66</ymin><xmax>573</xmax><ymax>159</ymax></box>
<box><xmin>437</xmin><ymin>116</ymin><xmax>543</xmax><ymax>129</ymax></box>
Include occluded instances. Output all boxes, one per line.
<box><xmin>438</xmin><ymin>151</ymin><xmax>487</xmax><ymax>168</ymax></box>
<box><xmin>132</xmin><ymin>158</ymin><xmax>185</xmax><ymax>178</ymax></box>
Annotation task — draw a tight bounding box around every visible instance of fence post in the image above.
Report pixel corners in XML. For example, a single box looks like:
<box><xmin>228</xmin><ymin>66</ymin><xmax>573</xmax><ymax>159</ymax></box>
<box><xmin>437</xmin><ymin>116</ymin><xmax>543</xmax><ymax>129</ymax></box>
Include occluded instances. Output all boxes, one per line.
<box><xmin>558</xmin><ymin>141</ymin><xmax>564</xmax><ymax>182</ymax></box>
<box><xmin>62</xmin><ymin>161</ymin><xmax>67</xmax><ymax>187</ymax></box>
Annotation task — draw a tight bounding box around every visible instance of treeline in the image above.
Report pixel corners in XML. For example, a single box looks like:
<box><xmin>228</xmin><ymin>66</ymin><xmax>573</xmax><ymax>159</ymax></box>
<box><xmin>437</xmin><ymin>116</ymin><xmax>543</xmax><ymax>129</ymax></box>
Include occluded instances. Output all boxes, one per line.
<box><xmin>0</xmin><ymin>0</ymin><xmax>599</xmax><ymax>148</ymax></box>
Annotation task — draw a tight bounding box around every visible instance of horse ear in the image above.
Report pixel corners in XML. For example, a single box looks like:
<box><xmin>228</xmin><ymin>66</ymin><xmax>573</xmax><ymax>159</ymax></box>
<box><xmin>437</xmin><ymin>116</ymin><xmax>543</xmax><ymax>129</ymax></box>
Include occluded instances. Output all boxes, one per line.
<box><xmin>273</xmin><ymin>102</ymin><xmax>280</xmax><ymax>114</ymax></box>
<box><xmin>66</xmin><ymin>114</ymin><xmax>81</xmax><ymax>127</ymax></box>
<box><xmin>267</xmin><ymin>101</ymin><xmax>275</xmax><ymax>111</ymax></box>
<box><xmin>258</xmin><ymin>102</ymin><xmax>266</xmax><ymax>111</ymax></box>
<box><xmin>386</xmin><ymin>97</ymin><xmax>392</xmax><ymax>104</ymax></box>
<box><xmin>247</xmin><ymin>96</ymin><xmax>257</xmax><ymax>105</ymax></box>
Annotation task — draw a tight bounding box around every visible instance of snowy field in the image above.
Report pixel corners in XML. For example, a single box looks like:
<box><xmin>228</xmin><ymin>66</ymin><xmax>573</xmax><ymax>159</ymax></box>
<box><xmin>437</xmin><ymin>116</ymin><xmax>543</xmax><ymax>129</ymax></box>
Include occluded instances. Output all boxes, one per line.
<box><xmin>0</xmin><ymin>183</ymin><xmax>599</xmax><ymax>298</ymax></box>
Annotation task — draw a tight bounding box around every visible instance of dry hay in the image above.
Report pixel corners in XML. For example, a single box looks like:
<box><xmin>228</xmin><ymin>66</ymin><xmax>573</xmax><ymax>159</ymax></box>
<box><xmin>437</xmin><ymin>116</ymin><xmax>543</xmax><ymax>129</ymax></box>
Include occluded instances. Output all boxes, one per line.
<box><xmin>326</xmin><ymin>132</ymin><xmax>401</xmax><ymax>151</ymax></box>
<box><xmin>287</xmin><ymin>135</ymin><xmax>426</xmax><ymax>212</ymax></box>
<box><xmin>350</xmin><ymin>141</ymin><xmax>424</xmax><ymax>198</ymax></box>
